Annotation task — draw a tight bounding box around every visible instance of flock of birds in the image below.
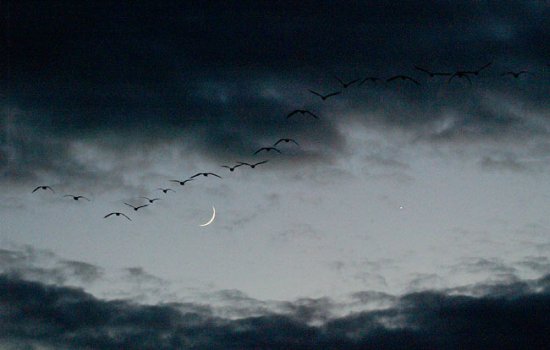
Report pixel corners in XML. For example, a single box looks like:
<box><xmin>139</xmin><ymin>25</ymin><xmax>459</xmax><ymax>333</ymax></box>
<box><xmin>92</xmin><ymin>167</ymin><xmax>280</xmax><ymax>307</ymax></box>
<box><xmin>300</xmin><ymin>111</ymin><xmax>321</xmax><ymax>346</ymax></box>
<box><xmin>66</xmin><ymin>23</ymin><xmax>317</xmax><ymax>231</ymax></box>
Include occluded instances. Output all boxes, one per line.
<box><xmin>30</xmin><ymin>61</ymin><xmax>549</xmax><ymax>222</ymax></box>
<box><xmin>30</xmin><ymin>143</ymin><xmax>294</xmax><ymax>221</ymax></box>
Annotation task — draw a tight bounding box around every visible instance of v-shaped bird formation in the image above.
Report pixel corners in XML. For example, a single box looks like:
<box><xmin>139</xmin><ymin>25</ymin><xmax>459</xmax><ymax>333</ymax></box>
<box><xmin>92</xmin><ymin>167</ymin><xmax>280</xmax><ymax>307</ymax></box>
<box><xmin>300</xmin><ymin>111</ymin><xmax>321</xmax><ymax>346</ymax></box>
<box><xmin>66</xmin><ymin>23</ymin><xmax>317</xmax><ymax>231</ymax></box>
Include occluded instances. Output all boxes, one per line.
<box><xmin>30</xmin><ymin>61</ymin><xmax>548</xmax><ymax>222</ymax></box>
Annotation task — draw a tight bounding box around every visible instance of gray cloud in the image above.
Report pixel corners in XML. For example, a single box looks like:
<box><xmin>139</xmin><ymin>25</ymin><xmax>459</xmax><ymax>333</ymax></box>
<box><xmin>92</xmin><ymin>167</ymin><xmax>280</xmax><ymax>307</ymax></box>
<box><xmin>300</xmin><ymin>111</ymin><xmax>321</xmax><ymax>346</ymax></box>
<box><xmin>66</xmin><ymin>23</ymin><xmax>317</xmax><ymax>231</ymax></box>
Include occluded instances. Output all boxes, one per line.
<box><xmin>1</xmin><ymin>272</ymin><xmax>549</xmax><ymax>349</ymax></box>
<box><xmin>479</xmin><ymin>154</ymin><xmax>529</xmax><ymax>172</ymax></box>
<box><xmin>0</xmin><ymin>245</ymin><xmax>103</xmax><ymax>286</ymax></box>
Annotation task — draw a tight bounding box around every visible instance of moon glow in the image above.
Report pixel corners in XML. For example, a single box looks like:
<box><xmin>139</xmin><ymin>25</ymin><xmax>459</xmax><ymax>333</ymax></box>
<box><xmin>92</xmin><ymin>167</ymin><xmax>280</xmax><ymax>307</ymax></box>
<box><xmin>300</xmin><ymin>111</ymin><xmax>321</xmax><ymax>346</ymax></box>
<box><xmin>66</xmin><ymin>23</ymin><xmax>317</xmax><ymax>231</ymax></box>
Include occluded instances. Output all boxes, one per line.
<box><xmin>199</xmin><ymin>206</ymin><xmax>216</xmax><ymax>227</ymax></box>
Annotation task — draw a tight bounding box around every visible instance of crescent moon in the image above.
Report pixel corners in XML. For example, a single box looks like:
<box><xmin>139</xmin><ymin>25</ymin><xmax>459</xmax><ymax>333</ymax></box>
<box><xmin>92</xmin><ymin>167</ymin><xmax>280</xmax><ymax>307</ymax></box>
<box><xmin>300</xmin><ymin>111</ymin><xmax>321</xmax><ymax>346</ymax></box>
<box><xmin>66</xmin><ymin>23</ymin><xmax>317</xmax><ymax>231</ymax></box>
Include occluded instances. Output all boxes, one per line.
<box><xmin>199</xmin><ymin>206</ymin><xmax>216</xmax><ymax>227</ymax></box>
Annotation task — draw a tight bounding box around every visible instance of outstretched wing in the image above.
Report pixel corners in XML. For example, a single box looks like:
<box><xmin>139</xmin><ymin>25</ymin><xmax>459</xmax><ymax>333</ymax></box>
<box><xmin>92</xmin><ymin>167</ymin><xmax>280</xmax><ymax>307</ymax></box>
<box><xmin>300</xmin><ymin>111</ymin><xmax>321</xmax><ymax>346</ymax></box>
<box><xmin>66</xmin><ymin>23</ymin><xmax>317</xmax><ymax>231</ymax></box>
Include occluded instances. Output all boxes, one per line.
<box><xmin>286</xmin><ymin>110</ymin><xmax>300</xmax><ymax>118</ymax></box>
<box><xmin>308</xmin><ymin>89</ymin><xmax>323</xmax><ymax>98</ymax></box>
<box><xmin>124</xmin><ymin>203</ymin><xmax>136</xmax><ymax>209</ymax></box>
<box><xmin>304</xmin><ymin>111</ymin><xmax>319</xmax><ymax>119</ymax></box>
<box><xmin>288</xmin><ymin>139</ymin><xmax>299</xmax><ymax>145</ymax></box>
<box><xmin>253</xmin><ymin>160</ymin><xmax>269</xmax><ymax>166</ymax></box>
<box><xmin>405</xmin><ymin>76</ymin><xmax>420</xmax><ymax>85</ymax></box>
<box><xmin>324</xmin><ymin>91</ymin><xmax>341</xmax><ymax>98</ymax></box>
<box><xmin>414</xmin><ymin>65</ymin><xmax>431</xmax><ymax>75</ymax></box>
<box><xmin>477</xmin><ymin>61</ymin><xmax>492</xmax><ymax>72</ymax></box>
<box><xmin>207</xmin><ymin>173</ymin><xmax>222</xmax><ymax>178</ymax></box>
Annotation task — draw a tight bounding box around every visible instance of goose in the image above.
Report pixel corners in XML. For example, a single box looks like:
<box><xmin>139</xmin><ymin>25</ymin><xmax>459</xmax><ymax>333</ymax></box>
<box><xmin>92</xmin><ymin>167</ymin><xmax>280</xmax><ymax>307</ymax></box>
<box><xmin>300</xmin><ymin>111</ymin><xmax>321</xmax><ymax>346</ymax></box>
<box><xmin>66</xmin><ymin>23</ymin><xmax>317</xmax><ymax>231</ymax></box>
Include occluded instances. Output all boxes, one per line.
<box><xmin>308</xmin><ymin>89</ymin><xmax>341</xmax><ymax>101</ymax></box>
<box><xmin>104</xmin><ymin>212</ymin><xmax>131</xmax><ymax>221</ymax></box>
<box><xmin>32</xmin><ymin>186</ymin><xmax>55</xmax><ymax>193</ymax></box>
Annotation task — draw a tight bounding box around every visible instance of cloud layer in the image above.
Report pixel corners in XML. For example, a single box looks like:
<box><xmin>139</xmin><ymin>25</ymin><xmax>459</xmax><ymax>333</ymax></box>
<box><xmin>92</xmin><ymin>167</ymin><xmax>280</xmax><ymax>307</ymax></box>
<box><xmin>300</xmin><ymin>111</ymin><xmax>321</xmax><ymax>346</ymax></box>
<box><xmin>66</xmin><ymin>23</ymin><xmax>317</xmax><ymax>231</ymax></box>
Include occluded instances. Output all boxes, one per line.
<box><xmin>2</xmin><ymin>1</ymin><xmax>549</xmax><ymax>185</ymax></box>
<box><xmin>1</xmin><ymin>272</ymin><xmax>549</xmax><ymax>349</ymax></box>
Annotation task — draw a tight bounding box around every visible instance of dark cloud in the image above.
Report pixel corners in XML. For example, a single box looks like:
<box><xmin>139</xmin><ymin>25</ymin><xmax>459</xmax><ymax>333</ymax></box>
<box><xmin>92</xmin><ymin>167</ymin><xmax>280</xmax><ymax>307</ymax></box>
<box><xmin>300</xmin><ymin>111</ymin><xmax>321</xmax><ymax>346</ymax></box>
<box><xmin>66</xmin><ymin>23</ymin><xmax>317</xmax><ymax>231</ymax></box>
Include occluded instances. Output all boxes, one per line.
<box><xmin>1</xmin><ymin>1</ymin><xmax>549</xmax><ymax>185</ymax></box>
<box><xmin>1</xmin><ymin>273</ymin><xmax>550</xmax><ymax>349</ymax></box>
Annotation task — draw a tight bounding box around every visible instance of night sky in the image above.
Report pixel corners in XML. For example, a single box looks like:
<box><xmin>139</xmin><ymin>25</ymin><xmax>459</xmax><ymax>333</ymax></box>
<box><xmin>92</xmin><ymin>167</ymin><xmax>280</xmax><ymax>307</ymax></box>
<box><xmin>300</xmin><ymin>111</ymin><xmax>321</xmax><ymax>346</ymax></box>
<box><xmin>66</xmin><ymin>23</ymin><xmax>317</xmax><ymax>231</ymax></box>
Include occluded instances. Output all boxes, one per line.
<box><xmin>1</xmin><ymin>1</ymin><xmax>550</xmax><ymax>348</ymax></box>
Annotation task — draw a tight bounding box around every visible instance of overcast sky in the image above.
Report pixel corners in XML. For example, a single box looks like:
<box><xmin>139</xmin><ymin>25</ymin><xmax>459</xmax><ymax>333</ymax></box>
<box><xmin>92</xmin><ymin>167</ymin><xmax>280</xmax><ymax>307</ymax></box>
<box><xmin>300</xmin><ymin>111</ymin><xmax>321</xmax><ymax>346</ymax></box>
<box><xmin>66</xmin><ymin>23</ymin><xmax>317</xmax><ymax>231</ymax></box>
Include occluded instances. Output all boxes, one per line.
<box><xmin>1</xmin><ymin>1</ymin><xmax>550</xmax><ymax>348</ymax></box>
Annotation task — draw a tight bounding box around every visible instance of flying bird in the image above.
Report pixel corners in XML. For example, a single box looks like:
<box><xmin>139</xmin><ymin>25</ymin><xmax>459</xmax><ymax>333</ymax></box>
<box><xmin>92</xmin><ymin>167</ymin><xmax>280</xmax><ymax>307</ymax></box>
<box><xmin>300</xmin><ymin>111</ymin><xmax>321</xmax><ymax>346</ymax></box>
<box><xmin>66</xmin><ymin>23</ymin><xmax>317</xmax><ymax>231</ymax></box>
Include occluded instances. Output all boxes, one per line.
<box><xmin>274</xmin><ymin>138</ymin><xmax>299</xmax><ymax>146</ymax></box>
<box><xmin>104</xmin><ymin>212</ymin><xmax>131</xmax><ymax>221</ymax></box>
<box><xmin>413</xmin><ymin>65</ymin><xmax>452</xmax><ymax>77</ymax></box>
<box><xmin>170</xmin><ymin>179</ymin><xmax>194</xmax><ymax>186</ymax></box>
<box><xmin>238</xmin><ymin>160</ymin><xmax>269</xmax><ymax>169</ymax></box>
<box><xmin>358</xmin><ymin>77</ymin><xmax>380</xmax><ymax>86</ymax></box>
<box><xmin>157</xmin><ymin>188</ymin><xmax>176</xmax><ymax>194</ymax></box>
<box><xmin>63</xmin><ymin>195</ymin><xmax>90</xmax><ymax>201</ymax></box>
<box><xmin>32</xmin><ymin>186</ymin><xmax>55</xmax><ymax>193</ymax></box>
<box><xmin>287</xmin><ymin>109</ymin><xmax>319</xmax><ymax>119</ymax></box>
<box><xmin>308</xmin><ymin>89</ymin><xmax>341</xmax><ymax>101</ymax></box>
<box><xmin>254</xmin><ymin>147</ymin><xmax>281</xmax><ymax>155</ymax></box>
<box><xmin>335</xmin><ymin>76</ymin><xmax>360</xmax><ymax>88</ymax></box>
<box><xmin>191</xmin><ymin>172</ymin><xmax>222</xmax><ymax>179</ymax></box>
<box><xmin>386</xmin><ymin>75</ymin><xmax>420</xmax><ymax>86</ymax></box>
<box><xmin>124</xmin><ymin>203</ymin><xmax>148</xmax><ymax>211</ymax></box>
<box><xmin>221</xmin><ymin>164</ymin><xmax>245</xmax><ymax>172</ymax></box>
<box><xmin>140</xmin><ymin>197</ymin><xmax>161</xmax><ymax>204</ymax></box>
<box><xmin>501</xmin><ymin>70</ymin><xmax>529</xmax><ymax>78</ymax></box>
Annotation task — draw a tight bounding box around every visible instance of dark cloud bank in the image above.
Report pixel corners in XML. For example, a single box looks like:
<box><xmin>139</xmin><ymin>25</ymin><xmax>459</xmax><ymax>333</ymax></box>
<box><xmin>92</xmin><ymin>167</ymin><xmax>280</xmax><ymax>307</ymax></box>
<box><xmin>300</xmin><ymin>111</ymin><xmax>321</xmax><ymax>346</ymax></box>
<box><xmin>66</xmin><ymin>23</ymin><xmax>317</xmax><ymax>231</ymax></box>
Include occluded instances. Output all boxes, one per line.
<box><xmin>1</xmin><ymin>273</ymin><xmax>549</xmax><ymax>349</ymax></box>
<box><xmin>1</xmin><ymin>1</ymin><xmax>549</xmax><ymax>184</ymax></box>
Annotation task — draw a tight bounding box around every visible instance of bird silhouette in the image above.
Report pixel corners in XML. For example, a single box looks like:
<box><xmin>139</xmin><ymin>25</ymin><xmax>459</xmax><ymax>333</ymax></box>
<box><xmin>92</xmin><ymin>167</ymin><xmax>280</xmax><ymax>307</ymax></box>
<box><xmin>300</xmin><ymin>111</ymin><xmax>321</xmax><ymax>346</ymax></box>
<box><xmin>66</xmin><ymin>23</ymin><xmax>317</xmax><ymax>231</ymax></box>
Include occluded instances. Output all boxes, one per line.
<box><xmin>287</xmin><ymin>109</ymin><xmax>319</xmax><ymax>119</ymax></box>
<box><xmin>413</xmin><ymin>65</ymin><xmax>452</xmax><ymax>77</ymax></box>
<box><xmin>221</xmin><ymin>164</ymin><xmax>245</xmax><ymax>172</ymax></box>
<box><xmin>104</xmin><ymin>212</ymin><xmax>131</xmax><ymax>221</ymax></box>
<box><xmin>335</xmin><ymin>76</ymin><xmax>360</xmax><ymax>88</ymax></box>
<box><xmin>308</xmin><ymin>89</ymin><xmax>341</xmax><ymax>101</ymax></box>
<box><xmin>358</xmin><ymin>77</ymin><xmax>380</xmax><ymax>86</ymax></box>
<box><xmin>191</xmin><ymin>172</ymin><xmax>222</xmax><ymax>179</ymax></box>
<box><xmin>501</xmin><ymin>70</ymin><xmax>529</xmax><ymax>78</ymax></box>
<box><xmin>32</xmin><ymin>186</ymin><xmax>55</xmax><ymax>193</ymax></box>
<box><xmin>63</xmin><ymin>195</ymin><xmax>90</xmax><ymax>201</ymax></box>
<box><xmin>140</xmin><ymin>197</ymin><xmax>161</xmax><ymax>204</ymax></box>
<box><xmin>238</xmin><ymin>160</ymin><xmax>269</xmax><ymax>169</ymax></box>
<box><xmin>386</xmin><ymin>75</ymin><xmax>421</xmax><ymax>86</ymax></box>
<box><xmin>274</xmin><ymin>138</ymin><xmax>299</xmax><ymax>146</ymax></box>
<box><xmin>157</xmin><ymin>188</ymin><xmax>176</xmax><ymax>194</ymax></box>
<box><xmin>254</xmin><ymin>147</ymin><xmax>281</xmax><ymax>155</ymax></box>
<box><xmin>170</xmin><ymin>179</ymin><xmax>194</xmax><ymax>186</ymax></box>
<box><xmin>124</xmin><ymin>203</ymin><xmax>148</xmax><ymax>211</ymax></box>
